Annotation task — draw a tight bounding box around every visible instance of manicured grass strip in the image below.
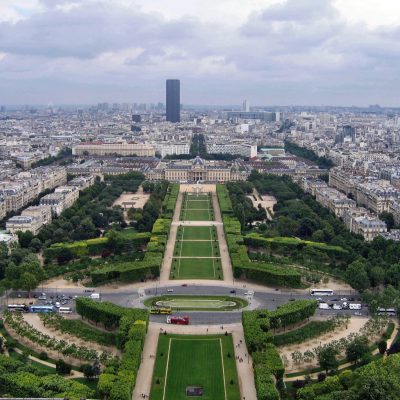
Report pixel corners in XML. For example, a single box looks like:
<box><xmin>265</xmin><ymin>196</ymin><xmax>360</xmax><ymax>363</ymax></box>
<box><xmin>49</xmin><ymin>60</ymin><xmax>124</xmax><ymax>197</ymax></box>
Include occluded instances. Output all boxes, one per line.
<box><xmin>150</xmin><ymin>334</ymin><xmax>240</xmax><ymax>400</ymax></box>
<box><xmin>177</xmin><ymin>226</ymin><xmax>217</xmax><ymax>240</ymax></box>
<box><xmin>145</xmin><ymin>295</ymin><xmax>248</xmax><ymax>311</ymax></box>
<box><xmin>181</xmin><ymin>209</ymin><xmax>213</xmax><ymax>221</ymax></box>
<box><xmin>171</xmin><ymin>258</ymin><xmax>222</xmax><ymax>280</ymax></box>
<box><xmin>176</xmin><ymin>240</ymin><xmax>220</xmax><ymax>257</ymax></box>
<box><xmin>184</xmin><ymin>200</ymin><xmax>211</xmax><ymax>209</ymax></box>
<box><xmin>272</xmin><ymin>320</ymin><xmax>335</xmax><ymax>347</ymax></box>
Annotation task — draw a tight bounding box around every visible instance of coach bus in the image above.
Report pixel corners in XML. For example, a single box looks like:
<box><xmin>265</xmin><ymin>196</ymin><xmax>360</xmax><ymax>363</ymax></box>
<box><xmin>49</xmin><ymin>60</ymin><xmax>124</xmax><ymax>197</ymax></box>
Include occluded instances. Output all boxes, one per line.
<box><xmin>150</xmin><ymin>306</ymin><xmax>172</xmax><ymax>315</ymax></box>
<box><xmin>30</xmin><ymin>305</ymin><xmax>54</xmax><ymax>313</ymax></box>
<box><xmin>377</xmin><ymin>308</ymin><xmax>397</xmax><ymax>316</ymax></box>
<box><xmin>7</xmin><ymin>304</ymin><xmax>29</xmax><ymax>312</ymax></box>
<box><xmin>310</xmin><ymin>289</ymin><xmax>334</xmax><ymax>296</ymax></box>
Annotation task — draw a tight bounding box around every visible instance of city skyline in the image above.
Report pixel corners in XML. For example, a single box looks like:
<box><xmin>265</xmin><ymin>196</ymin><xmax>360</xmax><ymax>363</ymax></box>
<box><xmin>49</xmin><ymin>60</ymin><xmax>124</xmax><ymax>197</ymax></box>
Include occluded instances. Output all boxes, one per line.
<box><xmin>1</xmin><ymin>0</ymin><xmax>400</xmax><ymax>106</ymax></box>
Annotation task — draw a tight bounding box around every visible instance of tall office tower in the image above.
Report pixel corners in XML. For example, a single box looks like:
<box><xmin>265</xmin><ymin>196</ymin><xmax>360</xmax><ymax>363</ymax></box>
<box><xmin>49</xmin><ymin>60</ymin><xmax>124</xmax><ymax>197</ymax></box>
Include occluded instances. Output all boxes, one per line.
<box><xmin>166</xmin><ymin>79</ymin><xmax>180</xmax><ymax>123</ymax></box>
<box><xmin>242</xmin><ymin>99</ymin><xmax>250</xmax><ymax>112</ymax></box>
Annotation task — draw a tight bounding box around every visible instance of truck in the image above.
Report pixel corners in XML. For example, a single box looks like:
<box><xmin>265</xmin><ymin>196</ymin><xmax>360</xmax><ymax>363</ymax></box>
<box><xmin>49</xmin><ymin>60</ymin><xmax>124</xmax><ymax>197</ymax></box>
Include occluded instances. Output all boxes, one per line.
<box><xmin>89</xmin><ymin>293</ymin><xmax>100</xmax><ymax>300</ymax></box>
<box><xmin>166</xmin><ymin>316</ymin><xmax>189</xmax><ymax>325</ymax></box>
<box><xmin>349</xmin><ymin>303</ymin><xmax>362</xmax><ymax>310</ymax></box>
<box><xmin>318</xmin><ymin>303</ymin><xmax>330</xmax><ymax>310</ymax></box>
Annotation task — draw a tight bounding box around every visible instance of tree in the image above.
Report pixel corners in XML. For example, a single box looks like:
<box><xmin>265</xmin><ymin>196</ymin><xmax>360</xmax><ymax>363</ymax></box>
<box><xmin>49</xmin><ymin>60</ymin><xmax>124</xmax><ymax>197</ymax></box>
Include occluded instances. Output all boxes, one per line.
<box><xmin>56</xmin><ymin>359</ymin><xmax>71</xmax><ymax>375</ymax></box>
<box><xmin>345</xmin><ymin>260</ymin><xmax>370</xmax><ymax>291</ymax></box>
<box><xmin>80</xmin><ymin>364</ymin><xmax>95</xmax><ymax>379</ymax></box>
<box><xmin>379</xmin><ymin>212</ymin><xmax>395</xmax><ymax>230</ymax></box>
<box><xmin>318</xmin><ymin>346</ymin><xmax>339</xmax><ymax>374</ymax></box>
<box><xmin>17</xmin><ymin>231</ymin><xmax>34</xmax><ymax>248</ymax></box>
<box><xmin>346</xmin><ymin>336</ymin><xmax>369</xmax><ymax>365</ymax></box>
<box><xmin>378</xmin><ymin>340</ymin><xmax>387</xmax><ymax>355</ymax></box>
<box><xmin>29</xmin><ymin>238</ymin><xmax>42</xmax><ymax>252</ymax></box>
<box><xmin>19</xmin><ymin>272</ymin><xmax>38</xmax><ymax>297</ymax></box>
<box><xmin>57</xmin><ymin>247</ymin><xmax>73</xmax><ymax>265</ymax></box>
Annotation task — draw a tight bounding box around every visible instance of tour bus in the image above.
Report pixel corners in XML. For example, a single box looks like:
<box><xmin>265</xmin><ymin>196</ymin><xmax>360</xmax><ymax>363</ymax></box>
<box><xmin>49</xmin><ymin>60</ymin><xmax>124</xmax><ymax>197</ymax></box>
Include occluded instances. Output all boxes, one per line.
<box><xmin>166</xmin><ymin>316</ymin><xmax>190</xmax><ymax>325</ymax></box>
<box><xmin>377</xmin><ymin>308</ymin><xmax>397</xmax><ymax>316</ymax></box>
<box><xmin>310</xmin><ymin>289</ymin><xmax>334</xmax><ymax>296</ymax></box>
<box><xmin>30</xmin><ymin>305</ymin><xmax>54</xmax><ymax>313</ymax></box>
<box><xmin>7</xmin><ymin>304</ymin><xmax>29</xmax><ymax>312</ymax></box>
<box><xmin>58</xmin><ymin>307</ymin><xmax>72</xmax><ymax>314</ymax></box>
<box><xmin>150</xmin><ymin>306</ymin><xmax>172</xmax><ymax>315</ymax></box>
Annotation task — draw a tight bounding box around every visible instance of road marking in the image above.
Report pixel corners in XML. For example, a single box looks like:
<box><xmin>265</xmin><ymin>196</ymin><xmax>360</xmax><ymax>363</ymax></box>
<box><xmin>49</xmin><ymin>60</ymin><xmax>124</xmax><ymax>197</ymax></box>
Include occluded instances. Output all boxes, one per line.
<box><xmin>220</xmin><ymin>338</ymin><xmax>228</xmax><ymax>400</ymax></box>
<box><xmin>162</xmin><ymin>338</ymin><xmax>172</xmax><ymax>400</ymax></box>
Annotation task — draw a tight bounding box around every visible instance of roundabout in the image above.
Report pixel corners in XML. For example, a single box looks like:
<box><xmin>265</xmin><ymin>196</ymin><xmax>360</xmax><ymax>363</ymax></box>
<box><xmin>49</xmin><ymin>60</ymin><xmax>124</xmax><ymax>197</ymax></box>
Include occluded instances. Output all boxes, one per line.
<box><xmin>144</xmin><ymin>295</ymin><xmax>248</xmax><ymax>311</ymax></box>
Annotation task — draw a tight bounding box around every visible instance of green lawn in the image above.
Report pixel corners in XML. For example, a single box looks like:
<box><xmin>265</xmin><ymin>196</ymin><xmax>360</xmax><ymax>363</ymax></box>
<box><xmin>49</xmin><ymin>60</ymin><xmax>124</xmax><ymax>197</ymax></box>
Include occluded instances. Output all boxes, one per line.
<box><xmin>177</xmin><ymin>226</ymin><xmax>217</xmax><ymax>240</ymax></box>
<box><xmin>184</xmin><ymin>199</ymin><xmax>211</xmax><ymax>209</ymax></box>
<box><xmin>181</xmin><ymin>209</ymin><xmax>213</xmax><ymax>221</ymax></box>
<box><xmin>175</xmin><ymin>240</ymin><xmax>219</xmax><ymax>257</ymax></box>
<box><xmin>171</xmin><ymin>258</ymin><xmax>222</xmax><ymax>279</ymax></box>
<box><xmin>150</xmin><ymin>334</ymin><xmax>240</xmax><ymax>400</ymax></box>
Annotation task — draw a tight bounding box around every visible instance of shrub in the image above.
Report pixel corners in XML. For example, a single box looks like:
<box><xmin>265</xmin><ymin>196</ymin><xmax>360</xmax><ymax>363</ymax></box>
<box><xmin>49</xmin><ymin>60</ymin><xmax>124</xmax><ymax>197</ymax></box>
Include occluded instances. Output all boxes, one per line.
<box><xmin>56</xmin><ymin>359</ymin><xmax>72</xmax><ymax>375</ymax></box>
<box><xmin>38</xmin><ymin>351</ymin><xmax>48</xmax><ymax>361</ymax></box>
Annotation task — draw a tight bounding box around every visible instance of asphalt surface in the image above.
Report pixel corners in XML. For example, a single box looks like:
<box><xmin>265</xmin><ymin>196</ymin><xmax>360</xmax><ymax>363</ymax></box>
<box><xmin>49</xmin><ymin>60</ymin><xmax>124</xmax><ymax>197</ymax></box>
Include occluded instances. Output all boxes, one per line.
<box><xmin>3</xmin><ymin>285</ymin><xmax>369</xmax><ymax>325</ymax></box>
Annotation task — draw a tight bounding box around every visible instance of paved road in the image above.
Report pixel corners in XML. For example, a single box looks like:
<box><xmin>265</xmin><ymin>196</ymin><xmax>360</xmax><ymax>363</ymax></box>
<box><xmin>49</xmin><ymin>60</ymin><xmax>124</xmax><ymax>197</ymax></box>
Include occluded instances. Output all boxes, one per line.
<box><xmin>4</xmin><ymin>285</ymin><xmax>368</xmax><ymax>324</ymax></box>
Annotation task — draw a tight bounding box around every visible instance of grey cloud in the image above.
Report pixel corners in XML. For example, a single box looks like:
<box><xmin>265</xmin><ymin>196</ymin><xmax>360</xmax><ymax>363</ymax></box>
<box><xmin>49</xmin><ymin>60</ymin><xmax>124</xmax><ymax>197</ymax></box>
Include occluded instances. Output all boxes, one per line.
<box><xmin>0</xmin><ymin>2</ymin><xmax>204</xmax><ymax>59</ymax></box>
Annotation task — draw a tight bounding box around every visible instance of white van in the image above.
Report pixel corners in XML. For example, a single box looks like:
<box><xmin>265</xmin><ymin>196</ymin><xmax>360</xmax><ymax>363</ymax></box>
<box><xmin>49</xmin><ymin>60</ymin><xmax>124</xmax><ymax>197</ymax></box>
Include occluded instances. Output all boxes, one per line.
<box><xmin>319</xmin><ymin>303</ymin><xmax>330</xmax><ymax>310</ymax></box>
<box><xmin>349</xmin><ymin>303</ymin><xmax>362</xmax><ymax>310</ymax></box>
<box><xmin>59</xmin><ymin>307</ymin><xmax>72</xmax><ymax>314</ymax></box>
<box><xmin>90</xmin><ymin>293</ymin><xmax>100</xmax><ymax>300</ymax></box>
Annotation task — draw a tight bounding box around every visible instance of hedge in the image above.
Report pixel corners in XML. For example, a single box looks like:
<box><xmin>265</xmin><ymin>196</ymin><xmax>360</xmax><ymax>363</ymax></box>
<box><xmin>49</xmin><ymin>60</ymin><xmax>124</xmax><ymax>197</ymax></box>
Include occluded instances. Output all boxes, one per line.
<box><xmin>74</xmin><ymin>299</ymin><xmax>149</xmax><ymax>400</ymax></box>
<box><xmin>242</xmin><ymin>311</ymin><xmax>272</xmax><ymax>353</ymax></box>
<box><xmin>244</xmin><ymin>233</ymin><xmax>349</xmax><ymax>262</ymax></box>
<box><xmin>224</xmin><ymin>219</ymin><xmax>302</xmax><ymax>288</ymax></box>
<box><xmin>269</xmin><ymin>300</ymin><xmax>318</xmax><ymax>329</ymax></box>
<box><xmin>0</xmin><ymin>368</ymin><xmax>93</xmax><ymax>399</ymax></box>
<box><xmin>163</xmin><ymin>183</ymin><xmax>180</xmax><ymax>216</ymax></box>
<box><xmin>254</xmin><ymin>365</ymin><xmax>280</xmax><ymax>400</ymax></box>
<box><xmin>272</xmin><ymin>320</ymin><xmax>335</xmax><ymax>347</ymax></box>
<box><xmin>253</xmin><ymin>344</ymin><xmax>285</xmax><ymax>379</ymax></box>
<box><xmin>216</xmin><ymin>184</ymin><xmax>234</xmax><ymax>215</ymax></box>
<box><xmin>45</xmin><ymin>231</ymin><xmax>150</xmax><ymax>261</ymax></box>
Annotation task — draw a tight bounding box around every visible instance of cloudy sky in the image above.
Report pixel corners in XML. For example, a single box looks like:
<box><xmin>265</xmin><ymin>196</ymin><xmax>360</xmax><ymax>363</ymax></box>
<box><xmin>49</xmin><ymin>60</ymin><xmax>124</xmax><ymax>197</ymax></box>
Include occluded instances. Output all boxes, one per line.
<box><xmin>1</xmin><ymin>0</ymin><xmax>400</xmax><ymax>106</ymax></box>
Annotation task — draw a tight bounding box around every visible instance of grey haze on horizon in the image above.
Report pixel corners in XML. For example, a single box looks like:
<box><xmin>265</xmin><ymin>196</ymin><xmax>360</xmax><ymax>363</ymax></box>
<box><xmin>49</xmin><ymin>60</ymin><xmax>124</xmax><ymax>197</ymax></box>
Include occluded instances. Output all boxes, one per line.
<box><xmin>1</xmin><ymin>0</ymin><xmax>400</xmax><ymax>106</ymax></box>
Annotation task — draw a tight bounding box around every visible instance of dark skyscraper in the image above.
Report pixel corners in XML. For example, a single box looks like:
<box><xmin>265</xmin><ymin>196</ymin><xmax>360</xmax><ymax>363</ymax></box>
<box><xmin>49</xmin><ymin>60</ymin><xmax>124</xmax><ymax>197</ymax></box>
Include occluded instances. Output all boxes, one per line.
<box><xmin>166</xmin><ymin>79</ymin><xmax>180</xmax><ymax>123</ymax></box>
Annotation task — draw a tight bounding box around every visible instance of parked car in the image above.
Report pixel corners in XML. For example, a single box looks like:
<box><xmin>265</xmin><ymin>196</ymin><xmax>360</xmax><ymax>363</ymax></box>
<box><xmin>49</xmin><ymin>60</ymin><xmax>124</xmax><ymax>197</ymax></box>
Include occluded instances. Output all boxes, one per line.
<box><xmin>167</xmin><ymin>289</ymin><xmax>174</xmax><ymax>293</ymax></box>
<box><xmin>230</xmin><ymin>290</ymin><xmax>236</xmax><ymax>294</ymax></box>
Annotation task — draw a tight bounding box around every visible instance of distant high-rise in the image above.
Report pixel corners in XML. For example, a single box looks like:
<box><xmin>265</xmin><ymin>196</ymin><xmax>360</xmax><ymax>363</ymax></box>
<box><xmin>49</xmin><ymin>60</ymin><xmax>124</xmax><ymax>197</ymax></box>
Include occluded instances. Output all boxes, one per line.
<box><xmin>166</xmin><ymin>79</ymin><xmax>180</xmax><ymax>123</ymax></box>
<box><xmin>242</xmin><ymin>99</ymin><xmax>250</xmax><ymax>112</ymax></box>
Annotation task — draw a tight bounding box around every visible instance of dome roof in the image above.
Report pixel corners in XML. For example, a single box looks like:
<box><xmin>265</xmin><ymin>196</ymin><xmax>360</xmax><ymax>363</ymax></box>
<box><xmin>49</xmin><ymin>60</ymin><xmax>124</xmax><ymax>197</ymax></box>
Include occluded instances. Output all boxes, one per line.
<box><xmin>192</xmin><ymin>156</ymin><xmax>205</xmax><ymax>166</ymax></box>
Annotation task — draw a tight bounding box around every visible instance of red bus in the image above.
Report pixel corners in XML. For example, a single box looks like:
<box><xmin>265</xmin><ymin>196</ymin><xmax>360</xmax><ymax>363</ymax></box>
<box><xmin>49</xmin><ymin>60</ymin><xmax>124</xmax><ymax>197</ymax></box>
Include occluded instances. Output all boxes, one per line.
<box><xmin>166</xmin><ymin>316</ymin><xmax>189</xmax><ymax>325</ymax></box>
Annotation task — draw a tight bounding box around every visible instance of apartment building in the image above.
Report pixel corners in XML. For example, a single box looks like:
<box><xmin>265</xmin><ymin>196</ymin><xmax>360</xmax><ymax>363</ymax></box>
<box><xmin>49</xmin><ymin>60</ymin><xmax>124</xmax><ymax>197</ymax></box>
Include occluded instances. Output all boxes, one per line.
<box><xmin>72</xmin><ymin>141</ymin><xmax>155</xmax><ymax>157</ymax></box>
<box><xmin>21</xmin><ymin>205</ymin><xmax>52</xmax><ymax>225</ymax></box>
<box><xmin>329</xmin><ymin>167</ymin><xmax>358</xmax><ymax>196</ymax></box>
<box><xmin>154</xmin><ymin>142</ymin><xmax>190</xmax><ymax>158</ymax></box>
<box><xmin>40</xmin><ymin>186</ymin><xmax>79</xmax><ymax>216</ymax></box>
<box><xmin>389</xmin><ymin>201</ymin><xmax>400</xmax><ymax>226</ymax></box>
<box><xmin>355</xmin><ymin>182</ymin><xmax>400</xmax><ymax>214</ymax></box>
<box><xmin>206</xmin><ymin>142</ymin><xmax>257</xmax><ymax>158</ymax></box>
<box><xmin>68</xmin><ymin>175</ymin><xmax>95</xmax><ymax>190</ymax></box>
<box><xmin>6</xmin><ymin>215</ymin><xmax>43</xmax><ymax>235</ymax></box>
<box><xmin>0</xmin><ymin>198</ymin><xmax>6</xmax><ymax>220</ymax></box>
<box><xmin>342</xmin><ymin>207</ymin><xmax>387</xmax><ymax>241</ymax></box>
<box><xmin>300</xmin><ymin>177</ymin><xmax>328</xmax><ymax>196</ymax></box>
<box><xmin>315</xmin><ymin>187</ymin><xmax>356</xmax><ymax>217</ymax></box>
